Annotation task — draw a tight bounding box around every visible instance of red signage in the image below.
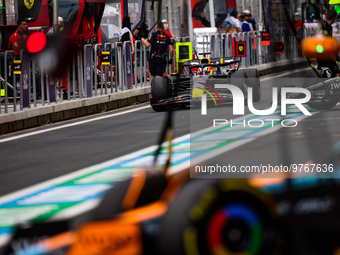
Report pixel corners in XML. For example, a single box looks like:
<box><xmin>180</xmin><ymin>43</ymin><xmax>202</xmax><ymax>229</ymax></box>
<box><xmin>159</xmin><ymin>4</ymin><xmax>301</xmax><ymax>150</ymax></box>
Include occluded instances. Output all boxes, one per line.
<box><xmin>275</xmin><ymin>40</ymin><xmax>285</xmax><ymax>54</ymax></box>
<box><xmin>261</xmin><ymin>32</ymin><xmax>270</xmax><ymax>46</ymax></box>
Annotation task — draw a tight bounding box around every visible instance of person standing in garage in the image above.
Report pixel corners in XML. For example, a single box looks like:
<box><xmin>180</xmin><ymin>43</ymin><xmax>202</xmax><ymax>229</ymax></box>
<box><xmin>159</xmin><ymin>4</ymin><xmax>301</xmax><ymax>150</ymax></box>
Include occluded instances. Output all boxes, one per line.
<box><xmin>140</xmin><ymin>21</ymin><xmax>173</xmax><ymax>84</ymax></box>
<box><xmin>8</xmin><ymin>19</ymin><xmax>29</xmax><ymax>56</ymax></box>
<box><xmin>318</xmin><ymin>9</ymin><xmax>340</xmax><ymax>77</ymax></box>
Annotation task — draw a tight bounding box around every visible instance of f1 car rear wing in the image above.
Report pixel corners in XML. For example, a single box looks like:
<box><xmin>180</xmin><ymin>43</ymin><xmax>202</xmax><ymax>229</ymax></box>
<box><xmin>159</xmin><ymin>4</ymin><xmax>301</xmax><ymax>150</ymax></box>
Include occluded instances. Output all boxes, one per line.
<box><xmin>182</xmin><ymin>57</ymin><xmax>240</xmax><ymax>76</ymax></box>
<box><xmin>183</xmin><ymin>57</ymin><xmax>240</xmax><ymax>68</ymax></box>
<box><xmin>210</xmin><ymin>57</ymin><xmax>240</xmax><ymax>67</ymax></box>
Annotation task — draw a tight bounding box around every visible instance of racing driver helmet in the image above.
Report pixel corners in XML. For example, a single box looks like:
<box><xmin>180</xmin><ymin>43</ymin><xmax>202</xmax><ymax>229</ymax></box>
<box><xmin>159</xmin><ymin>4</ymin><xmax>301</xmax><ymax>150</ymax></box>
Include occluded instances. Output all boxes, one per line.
<box><xmin>203</xmin><ymin>67</ymin><xmax>211</xmax><ymax>75</ymax></box>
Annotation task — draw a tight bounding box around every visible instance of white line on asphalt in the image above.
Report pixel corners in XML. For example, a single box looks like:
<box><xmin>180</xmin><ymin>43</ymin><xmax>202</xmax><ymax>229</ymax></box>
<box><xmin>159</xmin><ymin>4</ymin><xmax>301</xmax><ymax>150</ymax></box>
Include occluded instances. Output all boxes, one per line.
<box><xmin>51</xmin><ymin>199</ymin><xmax>101</xmax><ymax>220</ymax></box>
<box><xmin>0</xmin><ymin>105</ymin><xmax>151</xmax><ymax>143</ymax></box>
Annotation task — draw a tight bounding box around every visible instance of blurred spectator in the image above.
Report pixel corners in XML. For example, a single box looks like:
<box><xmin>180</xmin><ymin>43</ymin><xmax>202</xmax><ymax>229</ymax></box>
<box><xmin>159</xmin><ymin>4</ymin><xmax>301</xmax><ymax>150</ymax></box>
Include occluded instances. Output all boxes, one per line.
<box><xmin>238</xmin><ymin>14</ymin><xmax>245</xmax><ymax>26</ymax></box>
<box><xmin>292</xmin><ymin>12</ymin><xmax>305</xmax><ymax>29</ymax></box>
<box><xmin>130</xmin><ymin>11</ymin><xmax>138</xmax><ymax>25</ymax></box>
<box><xmin>132</xmin><ymin>14</ymin><xmax>148</xmax><ymax>41</ymax></box>
<box><xmin>162</xmin><ymin>19</ymin><xmax>173</xmax><ymax>38</ymax></box>
<box><xmin>119</xmin><ymin>16</ymin><xmax>133</xmax><ymax>43</ymax></box>
<box><xmin>318</xmin><ymin>9</ymin><xmax>339</xmax><ymax>76</ymax></box>
<box><xmin>129</xmin><ymin>11</ymin><xmax>149</xmax><ymax>41</ymax></box>
<box><xmin>321</xmin><ymin>9</ymin><xmax>337</xmax><ymax>36</ymax></box>
<box><xmin>8</xmin><ymin>19</ymin><xmax>28</xmax><ymax>56</ymax></box>
<box><xmin>239</xmin><ymin>14</ymin><xmax>253</xmax><ymax>32</ymax></box>
<box><xmin>44</xmin><ymin>17</ymin><xmax>64</xmax><ymax>35</ymax></box>
<box><xmin>221</xmin><ymin>10</ymin><xmax>242</xmax><ymax>34</ymax></box>
<box><xmin>304</xmin><ymin>19</ymin><xmax>317</xmax><ymax>35</ymax></box>
<box><xmin>218</xmin><ymin>18</ymin><xmax>233</xmax><ymax>34</ymax></box>
<box><xmin>8</xmin><ymin>19</ymin><xmax>28</xmax><ymax>96</ymax></box>
<box><xmin>245</xmin><ymin>13</ymin><xmax>254</xmax><ymax>31</ymax></box>
<box><xmin>80</xmin><ymin>6</ymin><xmax>96</xmax><ymax>44</ymax></box>
<box><xmin>243</xmin><ymin>10</ymin><xmax>257</xmax><ymax>30</ymax></box>
<box><xmin>119</xmin><ymin>16</ymin><xmax>134</xmax><ymax>53</ymax></box>
<box><xmin>322</xmin><ymin>10</ymin><xmax>327</xmax><ymax>21</ymax></box>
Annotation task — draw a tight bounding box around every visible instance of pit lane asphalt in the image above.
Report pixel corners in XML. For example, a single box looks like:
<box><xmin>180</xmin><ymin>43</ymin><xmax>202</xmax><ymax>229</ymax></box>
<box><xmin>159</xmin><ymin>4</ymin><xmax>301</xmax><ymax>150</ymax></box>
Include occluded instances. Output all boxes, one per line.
<box><xmin>0</xmin><ymin>68</ymin><xmax>339</xmax><ymax>196</ymax></box>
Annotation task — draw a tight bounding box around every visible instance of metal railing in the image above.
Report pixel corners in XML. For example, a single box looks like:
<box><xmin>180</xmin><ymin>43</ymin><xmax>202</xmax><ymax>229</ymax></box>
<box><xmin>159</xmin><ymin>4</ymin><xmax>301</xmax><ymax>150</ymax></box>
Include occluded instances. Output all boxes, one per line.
<box><xmin>191</xmin><ymin>28</ymin><xmax>317</xmax><ymax>68</ymax></box>
<box><xmin>0</xmin><ymin>41</ymin><xmax>151</xmax><ymax>115</ymax></box>
<box><xmin>0</xmin><ymin>27</ymin><xmax>318</xmax><ymax>115</ymax></box>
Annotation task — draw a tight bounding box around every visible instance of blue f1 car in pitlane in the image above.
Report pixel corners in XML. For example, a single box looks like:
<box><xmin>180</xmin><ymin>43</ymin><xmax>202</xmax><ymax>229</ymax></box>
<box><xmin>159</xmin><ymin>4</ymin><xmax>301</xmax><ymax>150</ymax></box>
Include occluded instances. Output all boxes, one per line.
<box><xmin>150</xmin><ymin>56</ymin><xmax>261</xmax><ymax>112</ymax></box>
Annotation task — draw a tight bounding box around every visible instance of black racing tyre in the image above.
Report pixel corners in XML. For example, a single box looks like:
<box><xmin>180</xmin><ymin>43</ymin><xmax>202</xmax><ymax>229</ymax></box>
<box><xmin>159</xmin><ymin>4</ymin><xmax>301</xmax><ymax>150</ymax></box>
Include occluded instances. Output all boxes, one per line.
<box><xmin>303</xmin><ymin>70</ymin><xmax>338</xmax><ymax>110</ymax></box>
<box><xmin>92</xmin><ymin>171</ymin><xmax>168</xmax><ymax>221</ymax></box>
<box><xmin>230</xmin><ymin>71</ymin><xmax>247</xmax><ymax>91</ymax></box>
<box><xmin>230</xmin><ymin>71</ymin><xmax>247</xmax><ymax>104</ymax></box>
<box><xmin>243</xmin><ymin>68</ymin><xmax>261</xmax><ymax>102</ymax></box>
<box><xmin>151</xmin><ymin>76</ymin><xmax>170</xmax><ymax>101</ymax></box>
<box><xmin>158</xmin><ymin>179</ymin><xmax>279</xmax><ymax>255</ymax></box>
<box><xmin>151</xmin><ymin>76</ymin><xmax>171</xmax><ymax>112</ymax></box>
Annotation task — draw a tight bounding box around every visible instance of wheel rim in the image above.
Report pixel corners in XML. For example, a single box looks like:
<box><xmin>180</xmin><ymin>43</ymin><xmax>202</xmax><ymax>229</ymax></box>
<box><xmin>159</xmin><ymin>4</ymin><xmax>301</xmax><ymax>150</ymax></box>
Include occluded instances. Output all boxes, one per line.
<box><xmin>207</xmin><ymin>203</ymin><xmax>263</xmax><ymax>255</ymax></box>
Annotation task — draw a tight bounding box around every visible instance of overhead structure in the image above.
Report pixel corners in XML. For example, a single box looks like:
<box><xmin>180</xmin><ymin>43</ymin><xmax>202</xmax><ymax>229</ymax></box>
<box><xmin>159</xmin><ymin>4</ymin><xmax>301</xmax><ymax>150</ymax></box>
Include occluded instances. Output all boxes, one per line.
<box><xmin>187</xmin><ymin>0</ymin><xmax>236</xmax><ymax>42</ymax></box>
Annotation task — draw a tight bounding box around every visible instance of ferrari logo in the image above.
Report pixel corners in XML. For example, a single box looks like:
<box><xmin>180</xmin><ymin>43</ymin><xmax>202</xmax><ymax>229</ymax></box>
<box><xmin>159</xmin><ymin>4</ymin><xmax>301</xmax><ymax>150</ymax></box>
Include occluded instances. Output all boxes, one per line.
<box><xmin>24</xmin><ymin>0</ymin><xmax>34</xmax><ymax>9</ymax></box>
<box><xmin>235</xmin><ymin>41</ymin><xmax>246</xmax><ymax>57</ymax></box>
